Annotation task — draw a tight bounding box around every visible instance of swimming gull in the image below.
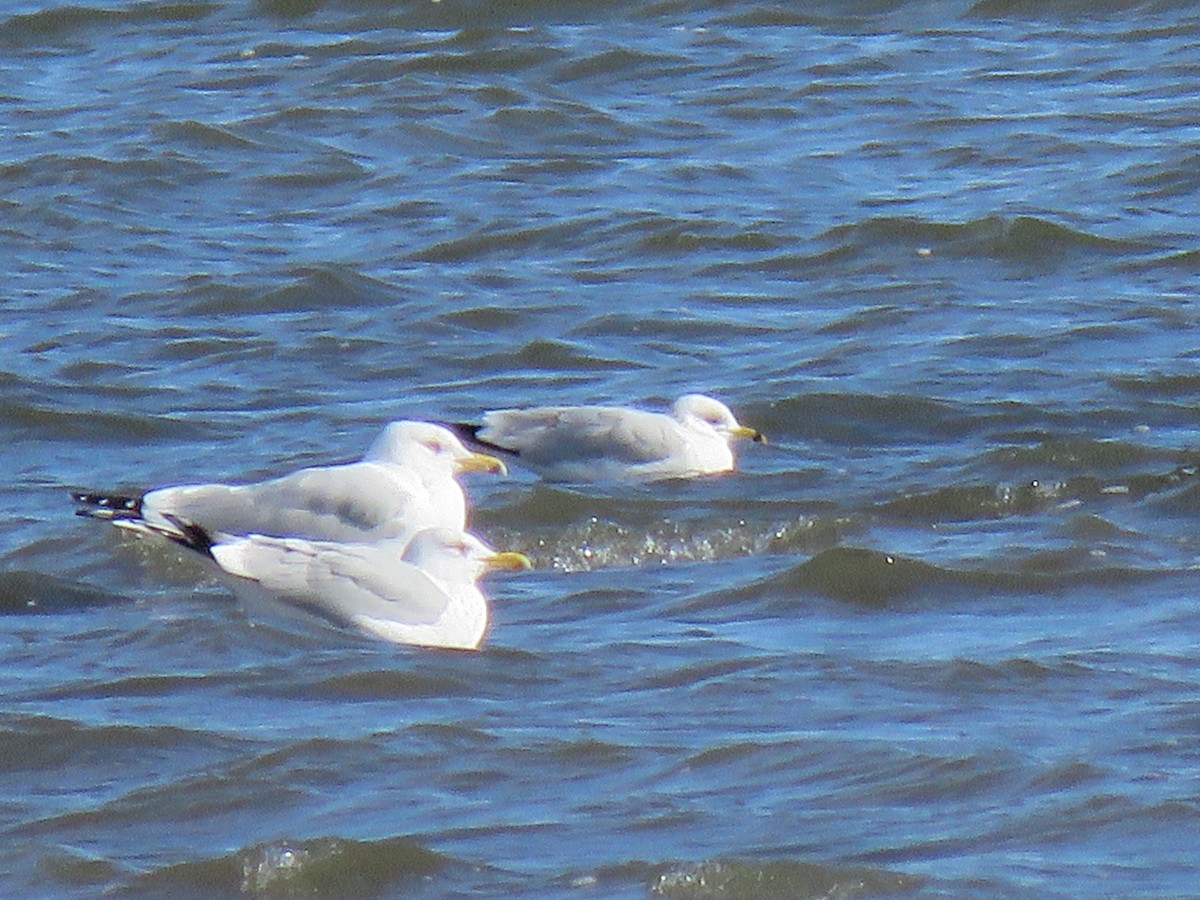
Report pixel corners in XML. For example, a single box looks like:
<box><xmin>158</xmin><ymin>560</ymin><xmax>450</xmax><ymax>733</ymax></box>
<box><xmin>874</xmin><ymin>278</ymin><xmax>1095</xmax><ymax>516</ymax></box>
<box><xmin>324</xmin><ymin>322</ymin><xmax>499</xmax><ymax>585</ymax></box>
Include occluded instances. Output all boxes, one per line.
<box><xmin>72</xmin><ymin>421</ymin><xmax>507</xmax><ymax>551</ymax></box>
<box><xmin>451</xmin><ymin>394</ymin><xmax>764</xmax><ymax>482</ymax></box>
<box><xmin>210</xmin><ymin>527</ymin><xmax>532</xmax><ymax>650</ymax></box>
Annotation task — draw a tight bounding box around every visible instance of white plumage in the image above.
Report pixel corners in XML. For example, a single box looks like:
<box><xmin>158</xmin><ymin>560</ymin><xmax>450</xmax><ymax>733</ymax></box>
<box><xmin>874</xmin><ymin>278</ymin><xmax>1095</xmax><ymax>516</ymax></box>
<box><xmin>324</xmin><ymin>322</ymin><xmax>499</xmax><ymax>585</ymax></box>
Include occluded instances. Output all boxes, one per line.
<box><xmin>73</xmin><ymin>421</ymin><xmax>507</xmax><ymax>550</ymax></box>
<box><xmin>210</xmin><ymin>528</ymin><xmax>531</xmax><ymax>650</ymax></box>
<box><xmin>462</xmin><ymin>394</ymin><xmax>763</xmax><ymax>482</ymax></box>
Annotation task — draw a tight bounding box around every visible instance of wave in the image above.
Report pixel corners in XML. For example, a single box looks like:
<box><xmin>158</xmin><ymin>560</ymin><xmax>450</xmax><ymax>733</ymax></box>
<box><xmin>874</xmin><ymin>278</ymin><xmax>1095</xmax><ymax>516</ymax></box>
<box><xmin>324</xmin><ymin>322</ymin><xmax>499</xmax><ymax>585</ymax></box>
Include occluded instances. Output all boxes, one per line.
<box><xmin>636</xmin><ymin>856</ymin><xmax>922</xmax><ymax>899</ymax></box>
<box><xmin>126</xmin><ymin>835</ymin><xmax>447</xmax><ymax>899</ymax></box>
<box><xmin>0</xmin><ymin>3</ymin><xmax>210</xmax><ymax>48</ymax></box>
<box><xmin>182</xmin><ymin>265</ymin><xmax>402</xmax><ymax>316</ymax></box>
<box><xmin>880</xmin><ymin>458</ymin><xmax>1200</xmax><ymax>522</ymax></box>
<box><xmin>710</xmin><ymin>215</ymin><xmax>1160</xmax><ymax>279</ymax></box>
<box><xmin>0</xmin><ymin>396</ymin><xmax>203</xmax><ymax>444</ymax></box>
<box><xmin>966</xmin><ymin>0</ymin><xmax>1193</xmax><ymax>19</ymax></box>
<box><xmin>0</xmin><ymin>569</ymin><xmax>124</xmax><ymax>613</ymax></box>
<box><xmin>681</xmin><ymin>545</ymin><xmax>1167</xmax><ymax>610</ymax></box>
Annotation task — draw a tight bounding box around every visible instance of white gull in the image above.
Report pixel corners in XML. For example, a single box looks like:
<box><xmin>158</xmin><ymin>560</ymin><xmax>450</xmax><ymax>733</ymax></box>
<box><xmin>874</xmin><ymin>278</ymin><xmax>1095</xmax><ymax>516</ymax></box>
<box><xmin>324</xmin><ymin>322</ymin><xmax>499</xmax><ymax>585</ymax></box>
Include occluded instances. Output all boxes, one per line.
<box><xmin>453</xmin><ymin>394</ymin><xmax>764</xmax><ymax>483</ymax></box>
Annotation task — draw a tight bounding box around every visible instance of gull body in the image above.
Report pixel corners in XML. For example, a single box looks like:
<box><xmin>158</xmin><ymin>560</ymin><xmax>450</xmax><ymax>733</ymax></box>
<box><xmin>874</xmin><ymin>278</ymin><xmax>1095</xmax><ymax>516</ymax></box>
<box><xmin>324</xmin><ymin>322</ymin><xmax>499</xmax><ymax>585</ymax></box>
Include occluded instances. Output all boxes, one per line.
<box><xmin>210</xmin><ymin>528</ymin><xmax>531</xmax><ymax>650</ymax></box>
<box><xmin>457</xmin><ymin>394</ymin><xmax>763</xmax><ymax>483</ymax></box>
<box><xmin>72</xmin><ymin>421</ymin><xmax>507</xmax><ymax>552</ymax></box>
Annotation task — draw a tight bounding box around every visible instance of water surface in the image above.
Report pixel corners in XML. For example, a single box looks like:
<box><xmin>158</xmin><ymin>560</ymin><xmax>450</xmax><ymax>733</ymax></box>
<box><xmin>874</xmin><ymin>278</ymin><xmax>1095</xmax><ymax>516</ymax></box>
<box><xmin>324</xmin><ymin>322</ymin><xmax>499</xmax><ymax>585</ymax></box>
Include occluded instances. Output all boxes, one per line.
<box><xmin>3</xmin><ymin>0</ymin><xmax>1200</xmax><ymax>897</ymax></box>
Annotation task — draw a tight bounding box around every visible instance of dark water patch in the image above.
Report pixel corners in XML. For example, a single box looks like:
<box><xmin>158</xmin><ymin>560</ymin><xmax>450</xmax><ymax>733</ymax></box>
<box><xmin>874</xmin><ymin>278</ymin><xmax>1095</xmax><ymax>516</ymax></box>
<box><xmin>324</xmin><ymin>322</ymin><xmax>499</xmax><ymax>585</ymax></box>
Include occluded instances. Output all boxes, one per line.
<box><xmin>817</xmin><ymin>304</ymin><xmax>916</xmax><ymax>337</ymax></box>
<box><xmin>638</xmin><ymin>656</ymin><xmax>776</xmax><ymax>692</ymax></box>
<box><xmin>0</xmin><ymin>714</ymin><xmax>238</xmax><ymax>776</ymax></box>
<box><xmin>1109</xmin><ymin>371</ymin><xmax>1200</xmax><ymax>397</ymax></box>
<box><xmin>36</xmin><ymin>845</ymin><xmax>127</xmax><ymax>890</ymax></box>
<box><xmin>554</xmin><ymin>46</ymin><xmax>692</xmax><ymax>83</ymax></box>
<box><xmin>983</xmin><ymin>440</ymin><xmax>1200</xmax><ymax>483</ymax></box>
<box><xmin>1125</xmin><ymin>152</ymin><xmax>1200</xmax><ymax>202</ymax></box>
<box><xmin>778</xmin><ymin>547</ymin><xmax>960</xmax><ymax>607</ymax></box>
<box><xmin>985</xmin><ymin>439</ymin><xmax>1186</xmax><ymax>471</ymax></box>
<box><xmin>645</xmin><ymin>856</ymin><xmax>923</xmax><ymax>899</ymax></box>
<box><xmin>495</xmin><ymin>155</ymin><xmax>611</xmax><ymax>182</ymax></box>
<box><xmin>717</xmin><ymin>215</ymin><xmax>1159</xmax><ymax>279</ymax></box>
<box><xmin>567</xmin><ymin>310</ymin><xmax>779</xmax><ymax>341</ymax></box>
<box><xmin>632</xmin><ymin>223</ymin><xmax>786</xmax><ymax>256</ymax></box>
<box><xmin>858</xmin><ymin>749</ymin><xmax>1021</xmax><ymax>807</ymax></box>
<box><xmin>52</xmin><ymin>359</ymin><xmax>159</xmax><ymax>394</ymax></box>
<box><xmin>842</xmin><ymin>215</ymin><xmax>1154</xmax><ymax>265</ymax></box>
<box><xmin>0</xmin><ymin>151</ymin><xmax>216</xmax><ymax>194</ymax></box>
<box><xmin>23</xmin><ymin>671</ymin><xmax>236</xmax><ymax>702</ymax></box>
<box><xmin>1145</xmin><ymin>479</ymin><xmax>1200</xmax><ymax>518</ymax></box>
<box><xmin>158</xmin><ymin>119</ymin><xmax>270</xmax><ymax>152</ymax></box>
<box><xmin>273</xmin><ymin>667</ymin><xmax>474</xmax><ymax>701</ymax></box>
<box><xmin>123</xmin><ymin>835</ymin><xmax>447</xmax><ymax>900</ymax></box>
<box><xmin>254</xmin><ymin>154</ymin><xmax>372</xmax><ymax>190</ymax></box>
<box><xmin>1116</xmin><ymin>246</ymin><xmax>1200</xmax><ymax>274</ymax></box>
<box><xmin>0</xmin><ymin>2</ymin><xmax>214</xmax><ymax>48</ymax></box>
<box><xmin>709</xmin><ymin>4</ymin><xmax>900</xmax><ymax>28</ymax></box>
<box><xmin>184</xmin><ymin>265</ymin><xmax>403</xmax><ymax>315</ymax></box>
<box><xmin>878</xmin><ymin>459</ymin><xmax>1199</xmax><ymax>523</ymax></box>
<box><xmin>878</xmin><ymin>482</ymin><xmax>1055</xmax><ymax>521</ymax></box>
<box><xmin>0</xmin><ymin>399</ymin><xmax>204</xmax><ymax>444</ymax></box>
<box><xmin>437</xmin><ymin>305</ymin><xmax>526</xmax><ymax>333</ymax></box>
<box><xmin>409</xmin><ymin>216</ymin><xmax>607</xmax><ymax>265</ymax></box>
<box><xmin>399</xmin><ymin>43</ymin><xmax>561</xmax><ymax>78</ymax></box>
<box><xmin>460</xmin><ymin>337</ymin><xmax>648</xmax><ymax>374</ymax></box>
<box><xmin>1025</xmin><ymin>759</ymin><xmax>1108</xmax><ymax>795</ymax></box>
<box><xmin>142</xmin><ymin>331</ymin><xmax>280</xmax><ymax>371</ymax></box>
<box><xmin>683</xmin><ymin>546</ymin><xmax>1164</xmax><ymax>610</ymax></box>
<box><xmin>528</xmin><ymin>736</ymin><xmax>637</xmax><ymax>772</ymax></box>
<box><xmin>15</xmin><ymin>757</ymin><xmax>313</xmax><ymax>843</ymax></box>
<box><xmin>966</xmin><ymin>0</ymin><xmax>1195</xmax><ymax>20</ymax></box>
<box><xmin>323</xmin><ymin>0</ymin><xmax>643</xmax><ymax>31</ymax></box>
<box><xmin>0</xmin><ymin>570</ymin><xmax>123</xmax><ymax>613</ymax></box>
<box><xmin>758</xmin><ymin>392</ymin><xmax>969</xmax><ymax>446</ymax></box>
<box><xmin>487</xmin><ymin>102</ymin><xmax>633</xmax><ymax>151</ymax></box>
<box><xmin>927</xmin><ymin>655</ymin><xmax>1096</xmax><ymax>696</ymax></box>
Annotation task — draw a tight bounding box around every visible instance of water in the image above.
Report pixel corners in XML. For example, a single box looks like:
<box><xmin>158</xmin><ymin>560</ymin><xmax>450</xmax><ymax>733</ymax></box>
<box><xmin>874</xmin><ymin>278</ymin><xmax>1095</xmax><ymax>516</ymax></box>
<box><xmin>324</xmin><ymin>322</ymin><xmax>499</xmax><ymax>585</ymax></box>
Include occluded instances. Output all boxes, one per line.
<box><xmin>3</xmin><ymin>0</ymin><xmax>1200</xmax><ymax>897</ymax></box>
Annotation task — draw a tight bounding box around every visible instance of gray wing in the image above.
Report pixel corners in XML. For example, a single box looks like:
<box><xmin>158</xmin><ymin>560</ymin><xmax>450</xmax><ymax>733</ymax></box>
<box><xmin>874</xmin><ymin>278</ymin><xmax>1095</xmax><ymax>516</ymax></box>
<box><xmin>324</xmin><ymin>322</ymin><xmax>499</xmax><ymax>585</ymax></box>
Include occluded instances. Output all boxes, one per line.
<box><xmin>479</xmin><ymin>406</ymin><xmax>680</xmax><ymax>466</ymax></box>
<box><xmin>146</xmin><ymin>463</ymin><xmax>431</xmax><ymax>542</ymax></box>
<box><xmin>213</xmin><ymin>537</ymin><xmax>449</xmax><ymax>626</ymax></box>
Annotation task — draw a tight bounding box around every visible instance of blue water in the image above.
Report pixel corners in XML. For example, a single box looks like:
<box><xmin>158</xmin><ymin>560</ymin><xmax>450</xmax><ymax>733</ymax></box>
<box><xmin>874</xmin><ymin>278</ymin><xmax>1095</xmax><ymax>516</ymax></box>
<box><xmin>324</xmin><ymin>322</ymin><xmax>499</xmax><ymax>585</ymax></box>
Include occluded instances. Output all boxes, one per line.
<box><xmin>3</xmin><ymin>1</ymin><xmax>1200</xmax><ymax>897</ymax></box>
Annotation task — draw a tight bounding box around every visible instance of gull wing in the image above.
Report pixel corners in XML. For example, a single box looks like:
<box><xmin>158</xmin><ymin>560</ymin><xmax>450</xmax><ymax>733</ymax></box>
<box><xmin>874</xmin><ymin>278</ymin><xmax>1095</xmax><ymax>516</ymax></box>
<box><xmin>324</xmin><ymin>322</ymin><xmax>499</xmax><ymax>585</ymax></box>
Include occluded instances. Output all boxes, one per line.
<box><xmin>212</xmin><ymin>536</ymin><xmax>449</xmax><ymax>626</ymax></box>
<box><xmin>146</xmin><ymin>462</ymin><xmax>438</xmax><ymax>543</ymax></box>
<box><xmin>479</xmin><ymin>406</ymin><xmax>678</xmax><ymax>466</ymax></box>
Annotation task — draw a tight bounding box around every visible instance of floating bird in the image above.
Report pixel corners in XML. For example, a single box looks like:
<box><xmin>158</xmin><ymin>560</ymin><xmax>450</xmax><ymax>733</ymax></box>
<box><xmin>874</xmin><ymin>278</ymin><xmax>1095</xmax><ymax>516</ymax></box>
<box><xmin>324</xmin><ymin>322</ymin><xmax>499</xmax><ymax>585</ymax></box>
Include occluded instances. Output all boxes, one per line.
<box><xmin>72</xmin><ymin>421</ymin><xmax>507</xmax><ymax>552</ymax></box>
<box><xmin>210</xmin><ymin>528</ymin><xmax>532</xmax><ymax>650</ymax></box>
<box><xmin>451</xmin><ymin>394</ymin><xmax>764</xmax><ymax>483</ymax></box>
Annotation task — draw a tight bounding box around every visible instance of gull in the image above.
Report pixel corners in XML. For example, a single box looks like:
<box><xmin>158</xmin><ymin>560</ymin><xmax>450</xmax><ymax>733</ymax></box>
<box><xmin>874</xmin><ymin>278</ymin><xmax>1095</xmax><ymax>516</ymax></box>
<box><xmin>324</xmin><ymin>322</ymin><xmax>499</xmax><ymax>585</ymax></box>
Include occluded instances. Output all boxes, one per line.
<box><xmin>451</xmin><ymin>394</ymin><xmax>764</xmax><ymax>483</ymax></box>
<box><xmin>210</xmin><ymin>528</ymin><xmax>532</xmax><ymax>650</ymax></box>
<box><xmin>72</xmin><ymin>421</ymin><xmax>507</xmax><ymax>551</ymax></box>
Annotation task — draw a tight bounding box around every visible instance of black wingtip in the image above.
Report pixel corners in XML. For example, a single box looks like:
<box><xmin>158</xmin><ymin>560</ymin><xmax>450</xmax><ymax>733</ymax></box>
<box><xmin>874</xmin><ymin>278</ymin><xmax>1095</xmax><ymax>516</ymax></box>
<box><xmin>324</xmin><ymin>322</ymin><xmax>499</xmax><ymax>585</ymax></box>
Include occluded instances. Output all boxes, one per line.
<box><xmin>445</xmin><ymin>421</ymin><xmax>482</xmax><ymax>443</ymax></box>
<box><xmin>160</xmin><ymin>514</ymin><xmax>217</xmax><ymax>559</ymax></box>
<box><xmin>444</xmin><ymin>422</ymin><xmax>520</xmax><ymax>458</ymax></box>
<box><xmin>71</xmin><ymin>490</ymin><xmax>144</xmax><ymax>519</ymax></box>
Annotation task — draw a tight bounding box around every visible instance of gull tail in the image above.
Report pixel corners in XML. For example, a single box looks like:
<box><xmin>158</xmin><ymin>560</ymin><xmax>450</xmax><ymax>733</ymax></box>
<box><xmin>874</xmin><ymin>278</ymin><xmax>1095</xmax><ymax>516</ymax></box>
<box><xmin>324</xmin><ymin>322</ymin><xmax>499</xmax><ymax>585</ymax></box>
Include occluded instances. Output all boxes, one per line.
<box><xmin>70</xmin><ymin>490</ymin><xmax>216</xmax><ymax>559</ymax></box>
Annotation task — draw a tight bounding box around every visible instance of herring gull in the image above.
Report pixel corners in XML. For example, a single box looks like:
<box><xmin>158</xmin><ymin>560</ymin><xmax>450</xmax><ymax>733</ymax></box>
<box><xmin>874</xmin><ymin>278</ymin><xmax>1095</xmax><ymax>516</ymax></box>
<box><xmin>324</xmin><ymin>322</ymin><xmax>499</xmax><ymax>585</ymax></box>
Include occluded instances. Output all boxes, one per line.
<box><xmin>72</xmin><ymin>421</ymin><xmax>507</xmax><ymax>551</ymax></box>
<box><xmin>210</xmin><ymin>527</ymin><xmax>532</xmax><ymax>650</ymax></box>
<box><xmin>452</xmin><ymin>394</ymin><xmax>764</xmax><ymax>483</ymax></box>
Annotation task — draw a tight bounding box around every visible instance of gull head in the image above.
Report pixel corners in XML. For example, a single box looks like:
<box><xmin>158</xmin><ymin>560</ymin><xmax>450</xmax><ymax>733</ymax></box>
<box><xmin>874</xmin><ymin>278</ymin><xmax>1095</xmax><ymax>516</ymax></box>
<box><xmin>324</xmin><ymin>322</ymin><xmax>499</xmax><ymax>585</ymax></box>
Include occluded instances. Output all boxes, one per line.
<box><xmin>365</xmin><ymin>421</ymin><xmax>508</xmax><ymax>476</ymax></box>
<box><xmin>403</xmin><ymin>528</ymin><xmax>532</xmax><ymax>582</ymax></box>
<box><xmin>672</xmin><ymin>394</ymin><xmax>765</xmax><ymax>444</ymax></box>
